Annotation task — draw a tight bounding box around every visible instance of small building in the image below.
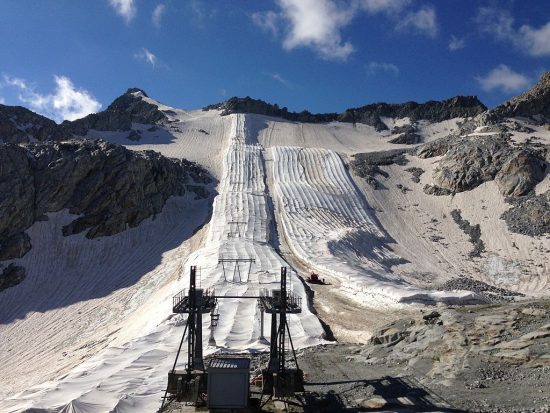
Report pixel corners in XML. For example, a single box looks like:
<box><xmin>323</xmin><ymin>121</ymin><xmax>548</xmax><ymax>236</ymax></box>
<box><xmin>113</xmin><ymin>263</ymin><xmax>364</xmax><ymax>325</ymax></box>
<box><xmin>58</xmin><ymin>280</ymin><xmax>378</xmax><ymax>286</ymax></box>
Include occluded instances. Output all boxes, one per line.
<box><xmin>207</xmin><ymin>357</ymin><xmax>251</xmax><ymax>410</ymax></box>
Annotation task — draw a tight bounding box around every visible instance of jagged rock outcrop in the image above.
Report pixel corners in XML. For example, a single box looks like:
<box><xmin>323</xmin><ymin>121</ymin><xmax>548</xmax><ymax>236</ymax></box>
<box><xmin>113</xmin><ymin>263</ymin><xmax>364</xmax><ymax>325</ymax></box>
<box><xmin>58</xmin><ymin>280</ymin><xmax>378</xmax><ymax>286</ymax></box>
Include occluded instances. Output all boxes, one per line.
<box><xmin>420</xmin><ymin>134</ymin><xmax>547</xmax><ymax>196</ymax></box>
<box><xmin>340</xmin><ymin>96</ymin><xmax>486</xmax><ymax>131</ymax></box>
<box><xmin>203</xmin><ymin>96</ymin><xmax>338</xmax><ymax>123</ymax></box>
<box><xmin>481</xmin><ymin>71</ymin><xmax>550</xmax><ymax>124</ymax></box>
<box><xmin>431</xmin><ymin>135</ymin><xmax>512</xmax><ymax>193</ymax></box>
<box><xmin>64</xmin><ymin>88</ymin><xmax>167</xmax><ymax>135</ymax></box>
<box><xmin>0</xmin><ymin>139</ymin><xmax>212</xmax><ymax>263</ymax></box>
<box><xmin>495</xmin><ymin>150</ymin><xmax>547</xmax><ymax>197</ymax></box>
<box><xmin>0</xmin><ymin>104</ymin><xmax>66</xmax><ymax>143</ymax></box>
<box><xmin>388</xmin><ymin>124</ymin><xmax>422</xmax><ymax>144</ymax></box>
<box><xmin>351</xmin><ymin>149</ymin><xmax>411</xmax><ymax>188</ymax></box>
<box><xmin>0</xmin><ymin>264</ymin><xmax>25</xmax><ymax>292</ymax></box>
<box><xmin>205</xmin><ymin>95</ymin><xmax>486</xmax><ymax>131</ymax></box>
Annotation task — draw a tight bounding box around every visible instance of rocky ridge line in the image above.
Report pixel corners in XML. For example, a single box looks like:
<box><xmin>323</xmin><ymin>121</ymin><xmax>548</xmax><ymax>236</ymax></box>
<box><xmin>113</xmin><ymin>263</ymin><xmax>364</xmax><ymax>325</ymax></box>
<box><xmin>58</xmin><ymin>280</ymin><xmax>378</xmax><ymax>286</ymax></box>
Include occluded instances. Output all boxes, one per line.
<box><xmin>204</xmin><ymin>95</ymin><xmax>486</xmax><ymax>131</ymax></box>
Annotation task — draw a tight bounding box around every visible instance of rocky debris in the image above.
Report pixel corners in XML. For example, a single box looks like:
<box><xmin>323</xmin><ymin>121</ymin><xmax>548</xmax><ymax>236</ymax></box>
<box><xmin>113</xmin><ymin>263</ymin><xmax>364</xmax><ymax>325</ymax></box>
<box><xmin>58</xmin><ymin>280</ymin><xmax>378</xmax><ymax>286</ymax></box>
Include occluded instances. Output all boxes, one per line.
<box><xmin>494</xmin><ymin>150</ymin><xmax>547</xmax><ymax>197</ymax></box>
<box><xmin>351</xmin><ymin>149</ymin><xmax>410</xmax><ymax>188</ymax></box>
<box><xmin>422</xmin><ymin>310</ymin><xmax>441</xmax><ymax>324</ymax></box>
<box><xmin>0</xmin><ymin>232</ymin><xmax>31</xmax><ymax>261</ymax></box>
<box><xmin>404</xmin><ymin>167</ymin><xmax>424</xmax><ymax>183</ymax></box>
<box><xmin>450</xmin><ymin>209</ymin><xmax>485</xmax><ymax>257</ymax></box>
<box><xmin>64</xmin><ymin>88</ymin><xmax>167</xmax><ymax>135</ymax></box>
<box><xmin>0</xmin><ymin>264</ymin><xmax>25</xmax><ymax>292</ymax></box>
<box><xmin>388</xmin><ymin>124</ymin><xmax>422</xmax><ymax>144</ymax></box>
<box><xmin>507</xmin><ymin>120</ymin><xmax>536</xmax><ymax>133</ymax></box>
<box><xmin>501</xmin><ymin>190</ymin><xmax>550</xmax><ymax>236</ymax></box>
<box><xmin>438</xmin><ymin>278</ymin><xmax>524</xmax><ymax>302</ymax></box>
<box><xmin>369</xmin><ymin>318</ymin><xmax>414</xmax><ymax>345</ymax></box>
<box><xmin>0</xmin><ymin>104</ymin><xmax>66</xmax><ymax>144</ymax></box>
<box><xmin>0</xmin><ymin>139</ymin><xmax>212</xmax><ymax>262</ymax></box>
<box><xmin>205</xmin><ymin>95</ymin><xmax>486</xmax><ymax>131</ymax></box>
<box><xmin>481</xmin><ymin>70</ymin><xmax>550</xmax><ymax>124</ymax></box>
<box><xmin>422</xmin><ymin>184</ymin><xmax>453</xmax><ymax>196</ymax></box>
<box><xmin>356</xmin><ymin>300</ymin><xmax>550</xmax><ymax>412</ymax></box>
<box><xmin>396</xmin><ymin>183</ymin><xmax>411</xmax><ymax>193</ymax></box>
<box><xmin>416</xmin><ymin>134</ymin><xmax>457</xmax><ymax>158</ymax></box>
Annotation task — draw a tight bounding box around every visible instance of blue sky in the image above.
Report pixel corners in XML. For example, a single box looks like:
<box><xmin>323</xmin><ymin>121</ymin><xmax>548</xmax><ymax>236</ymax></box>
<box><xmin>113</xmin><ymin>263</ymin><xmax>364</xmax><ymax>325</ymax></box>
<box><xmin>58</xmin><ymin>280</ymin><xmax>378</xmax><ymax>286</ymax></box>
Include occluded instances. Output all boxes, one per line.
<box><xmin>0</xmin><ymin>0</ymin><xmax>549</xmax><ymax>122</ymax></box>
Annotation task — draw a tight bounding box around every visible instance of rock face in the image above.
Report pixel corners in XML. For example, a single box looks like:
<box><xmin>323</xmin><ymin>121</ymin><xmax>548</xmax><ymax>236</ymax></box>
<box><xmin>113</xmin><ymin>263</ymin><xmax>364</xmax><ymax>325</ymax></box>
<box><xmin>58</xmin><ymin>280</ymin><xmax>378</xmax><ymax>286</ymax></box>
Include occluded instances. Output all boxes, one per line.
<box><xmin>0</xmin><ymin>264</ymin><xmax>25</xmax><ymax>292</ymax></box>
<box><xmin>340</xmin><ymin>96</ymin><xmax>486</xmax><ymax>131</ymax></box>
<box><xmin>203</xmin><ymin>96</ymin><xmax>338</xmax><ymax>123</ymax></box>
<box><xmin>388</xmin><ymin>124</ymin><xmax>422</xmax><ymax>144</ymax></box>
<box><xmin>495</xmin><ymin>150</ymin><xmax>547</xmax><ymax>197</ymax></box>
<box><xmin>482</xmin><ymin>71</ymin><xmax>550</xmax><ymax>124</ymax></box>
<box><xmin>431</xmin><ymin>135</ymin><xmax>512</xmax><ymax>193</ymax></box>
<box><xmin>0</xmin><ymin>104</ymin><xmax>66</xmax><ymax>143</ymax></box>
<box><xmin>421</xmin><ymin>134</ymin><xmax>547</xmax><ymax>196</ymax></box>
<box><xmin>0</xmin><ymin>139</ymin><xmax>212</xmax><ymax>263</ymax></box>
<box><xmin>205</xmin><ymin>95</ymin><xmax>486</xmax><ymax>131</ymax></box>
<box><xmin>351</xmin><ymin>149</ymin><xmax>411</xmax><ymax>188</ymax></box>
<box><xmin>64</xmin><ymin>88</ymin><xmax>167</xmax><ymax>135</ymax></box>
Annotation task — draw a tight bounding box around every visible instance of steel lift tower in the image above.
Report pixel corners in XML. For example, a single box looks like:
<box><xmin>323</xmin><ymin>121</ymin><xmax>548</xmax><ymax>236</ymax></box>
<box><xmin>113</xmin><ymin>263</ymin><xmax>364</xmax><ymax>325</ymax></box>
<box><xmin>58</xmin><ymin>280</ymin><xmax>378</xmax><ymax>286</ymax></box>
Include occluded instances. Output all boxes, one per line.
<box><xmin>259</xmin><ymin>267</ymin><xmax>304</xmax><ymax>398</ymax></box>
<box><xmin>160</xmin><ymin>266</ymin><xmax>216</xmax><ymax>408</ymax></box>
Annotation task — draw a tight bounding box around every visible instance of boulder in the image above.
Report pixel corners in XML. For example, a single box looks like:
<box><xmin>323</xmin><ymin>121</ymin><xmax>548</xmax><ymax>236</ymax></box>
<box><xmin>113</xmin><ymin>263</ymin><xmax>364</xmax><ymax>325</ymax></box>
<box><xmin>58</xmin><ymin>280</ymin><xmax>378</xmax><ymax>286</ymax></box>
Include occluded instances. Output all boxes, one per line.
<box><xmin>0</xmin><ymin>232</ymin><xmax>31</xmax><ymax>260</ymax></box>
<box><xmin>495</xmin><ymin>150</ymin><xmax>547</xmax><ymax>197</ymax></box>
<box><xmin>0</xmin><ymin>264</ymin><xmax>25</xmax><ymax>292</ymax></box>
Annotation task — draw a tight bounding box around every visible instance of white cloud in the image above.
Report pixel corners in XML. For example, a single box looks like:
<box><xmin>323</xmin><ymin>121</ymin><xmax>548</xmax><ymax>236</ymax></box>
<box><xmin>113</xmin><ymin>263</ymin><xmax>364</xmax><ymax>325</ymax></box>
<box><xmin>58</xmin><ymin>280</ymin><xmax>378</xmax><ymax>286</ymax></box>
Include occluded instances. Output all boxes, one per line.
<box><xmin>265</xmin><ymin>72</ymin><xmax>292</xmax><ymax>88</ymax></box>
<box><xmin>251</xmin><ymin>0</ymin><xmax>438</xmax><ymax>60</ymax></box>
<box><xmin>475</xmin><ymin>6</ymin><xmax>514</xmax><ymax>41</ymax></box>
<box><xmin>476</xmin><ymin>65</ymin><xmax>531</xmax><ymax>93</ymax></box>
<box><xmin>3</xmin><ymin>75</ymin><xmax>101</xmax><ymax>122</ymax></box>
<box><xmin>108</xmin><ymin>0</ymin><xmax>136</xmax><ymax>24</ymax></box>
<box><xmin>448</xmin><ymin>35</ymin><xmax>465</xmax><ymax>51</ymax></box>
<box><xmin>134</xmin><ymin>48</ymin><xmax>158</xmax><ymax>67</ymax></box>
<box><xmin>277</xmin><ymin>0</ymin><xmax>355</xmax><ymax>61</ymax></box>
<box><xmin>396</xmin><ymin>6</ymin><xmax>438</xmax><ymax>37</ymax></box>
<box><xmin>366</xmin><ymin>61</ymin><xmax>399</xmax><ymax>76</ymax></box>
<box><xmin>0</xmin><ymin>97</ymin><xmax>5</xmax><ymax>104</ymax></box>
<box><xmin>476</xmin><ymin>6</ymin><xmax>550</xmax><ymax>57</ymax></box>
<box><xmin>152</xmin><ymin>4</ymin><xmax>166</xmax><ymax>28</ymax></box>
<box><xmin>518</xmin><ymin>21</ymin><xmax>550</xmax><ymax>57</ymax></box>
<box><xmin>3</xmin><ymin>75</ymin><xmax>28</xmax><ymax>90</ymax></box>
<box><xmin>359</xmin><ymin>0</ymin><xmax>410</xmax><ymax>15</ymax></box>
<box><xmin>251</xmin><ymin>11</ymin><xmax>280</xmax><ymax>37</ymax></box>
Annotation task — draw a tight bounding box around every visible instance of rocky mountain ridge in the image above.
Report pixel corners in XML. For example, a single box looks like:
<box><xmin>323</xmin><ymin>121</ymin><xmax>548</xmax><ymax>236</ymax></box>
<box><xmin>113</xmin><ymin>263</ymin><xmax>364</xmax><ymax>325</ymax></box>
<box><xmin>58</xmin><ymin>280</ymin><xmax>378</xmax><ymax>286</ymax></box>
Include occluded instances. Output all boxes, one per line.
<box><xmin>0</xmin><ymin>104</ymin><xmax>66</xmax><ymax>143</ymax></box>
<box><xmin>0</xmin><ymin>139</ymin><xmax>212</xmax><ymax>291</ymax></box>
<box><xmin>482</xmin><ymin>71</ymin><xmax>550</xmax><ymax>124</ymax></box>
<box><xmin>0</xmin><ymin>88</ymin><xmax>169</xmax><ymax>144</ymax></box>
<box><xmin>204</xmin><ymin>95</ymin><xmax>487</xmax><ymax>131</ymax></box>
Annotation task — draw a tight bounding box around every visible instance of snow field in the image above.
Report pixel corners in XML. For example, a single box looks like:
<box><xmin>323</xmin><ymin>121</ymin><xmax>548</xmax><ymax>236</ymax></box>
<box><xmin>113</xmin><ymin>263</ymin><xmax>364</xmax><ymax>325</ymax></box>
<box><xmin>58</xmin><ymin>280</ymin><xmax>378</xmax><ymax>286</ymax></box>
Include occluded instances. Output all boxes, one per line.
<box><xmin>1</xmin><ymin>114</ymin><xmax>325</xmax><ymax>412</ymax></box>
<box><xmin>270</xmin><ymin>145</ymin><xmax>482</xmax><ymax>307</ymax></box>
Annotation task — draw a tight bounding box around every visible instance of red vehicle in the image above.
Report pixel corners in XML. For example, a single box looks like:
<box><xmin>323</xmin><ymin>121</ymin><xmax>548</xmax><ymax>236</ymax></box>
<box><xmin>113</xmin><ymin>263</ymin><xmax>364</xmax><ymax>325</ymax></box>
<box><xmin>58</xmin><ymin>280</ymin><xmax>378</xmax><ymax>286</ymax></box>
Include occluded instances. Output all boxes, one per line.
<box><xmin>306</xmin><ymin>271</ymin><xmax>326</xmax><ymax>284</ymax></box>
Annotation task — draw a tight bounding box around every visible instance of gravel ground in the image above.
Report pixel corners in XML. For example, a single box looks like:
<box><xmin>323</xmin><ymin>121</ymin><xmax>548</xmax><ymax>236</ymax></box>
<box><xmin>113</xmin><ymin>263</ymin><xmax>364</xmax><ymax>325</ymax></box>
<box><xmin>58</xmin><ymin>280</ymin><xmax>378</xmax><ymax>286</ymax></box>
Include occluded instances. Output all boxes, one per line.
<box><xmin>163</xmin><ymin>300</ymin><xmax>549</xmax><ymax>413</ymax></box>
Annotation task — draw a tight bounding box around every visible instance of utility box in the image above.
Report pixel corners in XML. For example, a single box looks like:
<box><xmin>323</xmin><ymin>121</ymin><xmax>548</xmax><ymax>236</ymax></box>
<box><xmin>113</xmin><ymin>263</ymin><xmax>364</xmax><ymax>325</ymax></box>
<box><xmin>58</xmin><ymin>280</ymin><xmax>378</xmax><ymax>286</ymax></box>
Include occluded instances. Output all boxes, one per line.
<box><xmin>207</xmin><ymin>358</ymin><xmax>250</xmax><ymax>410</ymax></box>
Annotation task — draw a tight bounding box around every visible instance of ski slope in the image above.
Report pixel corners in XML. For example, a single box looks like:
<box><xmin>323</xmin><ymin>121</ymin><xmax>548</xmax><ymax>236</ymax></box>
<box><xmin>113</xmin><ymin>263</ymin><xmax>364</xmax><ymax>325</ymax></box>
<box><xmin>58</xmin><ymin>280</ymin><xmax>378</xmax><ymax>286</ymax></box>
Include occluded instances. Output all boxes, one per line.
<box><xmin>0</xmin><ymin>114</ymin><xmax>324</xmax><ymax>413</ymax></box>
<box><xmin>4</xmin><ymin>93</ymin><xmax>547</xmax><ymax>412</ymax></box>
<box><xmin>270</xmin><ymin>146</ymin><xmax>480</xmax><ymax>307</ymax></box>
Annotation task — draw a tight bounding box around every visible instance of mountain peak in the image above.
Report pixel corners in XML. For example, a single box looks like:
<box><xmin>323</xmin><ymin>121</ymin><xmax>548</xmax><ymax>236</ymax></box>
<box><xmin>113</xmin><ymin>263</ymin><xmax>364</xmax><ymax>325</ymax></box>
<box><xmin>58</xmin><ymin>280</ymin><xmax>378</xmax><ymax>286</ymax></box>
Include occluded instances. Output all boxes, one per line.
<box><xmin>484</xmin><ymin>70</ymin><xmax>550</xmax><ymax>123</ymax></box>
<box><xmin>125</xmin><ymin>88</ymin><xmax>148</xmax><ymax>98</ymax></box>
